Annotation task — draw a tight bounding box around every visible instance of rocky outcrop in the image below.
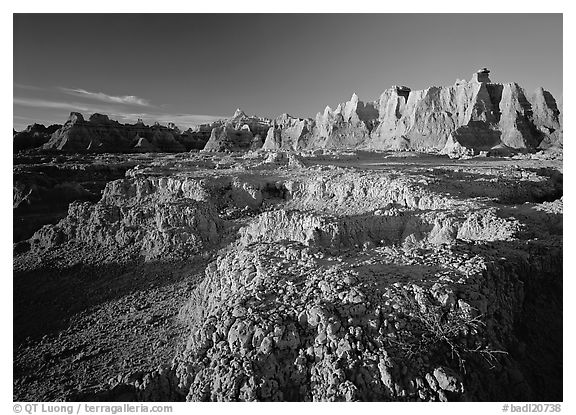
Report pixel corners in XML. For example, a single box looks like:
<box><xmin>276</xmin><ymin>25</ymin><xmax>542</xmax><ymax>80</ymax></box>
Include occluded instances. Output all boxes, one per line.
<box><xmin>32</xmin><ymin>198</ymin><xmax>221</xmax><ymax>261</ymax></box>
<box><xmin>41</xmin><ymin>113</ymin><xmax>187</xmax><ymax>153</ymax></box>
<box><xmin>17</xmin><ymin>110</ymin><xmax>270</xmax><ymax>154</ymax></box>
<box><xmin>14</xmin><ymin>151</ymin><xmax>563</xmax><ymax>402</ymax></box>
<box><xmin>16</xmin><ymin>69</ymin><xmax>561</xmax><ymax>155</ymax></box>
<box><xmin>238</xmin><ymin>207</ymin><xmax>520</xmax><ymax>250</ymax></box>
<box><xmin>43</xmin><ymin>113</ymin><xmax>127</xmax><ymax>152</ymax></box>
<box><xmin>310</xmin><ymin>93</ymin><xmax>378</xmax><ymax>149</ymax></box>
<box><xmin>263</xmin><ymin>114</ymin><xmax>313</xmax><ymax>151</ymax></box>
<box><xmin>528</xmin><ymin>87</ymin><xmax>562</xmax><ymax>149</ymax></box>
<box><xmin>132</xmin><ymin>136</ymin><xmax>157</xmax><ymax>153</ymax></box>
<box><xmin>147</xmin><ymin>127</ymin><xmax>186</xmax><ymax>152</ymax></box>
<box><xmin>203</xmin><ymin>109</ymin><xmax>271</xmax><ymax>152</ymax></box>
<box><xmin>13</xmin><ymin>123</ymin><xmax>61</xmax><ymax>152</ymax></box>
<box><xmin>178</xmin><ymin>123</ymin><xmax>220</xmax><ymax>151</ymax></box>
<box><xmin>266</xmin><ymin>70</ymin><xmax>561</xmax><ymax>154</ymax></box>
<box><xmin>228</xmin><ymin>108</ymin><xmax>271</xmax><ymax>138</ymax></box>
<box><xmin>171</xmin><ymin>237</ymin><xmax>559</xmax><ymax>401</ymax></box>
<box><xmin>371</xmin><ymin>80</ymin><xmax>537</xmax><ymax>152</ymax></box>
<box><xmin>13</xmin><ymin>156</ymin><xmax>135</xmax><ymax>243</ymax></box>
<box><xmin>27</xmin><ymin>169</ymin><xmax>285</xmax><ymax>260</ymax></box>
<box><xmin>203</xmin><ymin>125</ymin><xmax>256</xmax><ymax>152</ymax></box>
<box><xmin>30</xmin><ymin>175</ymin><xmax>224</xmax><ymax>261</ymax></box>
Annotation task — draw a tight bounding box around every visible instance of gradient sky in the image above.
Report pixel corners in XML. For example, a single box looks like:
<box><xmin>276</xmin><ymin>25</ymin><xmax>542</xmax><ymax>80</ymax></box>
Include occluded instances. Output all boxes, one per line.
<box><xmin>13</xmin><ymin>13</ymin><xmax>562</xmax><ymax>131</ymax></box>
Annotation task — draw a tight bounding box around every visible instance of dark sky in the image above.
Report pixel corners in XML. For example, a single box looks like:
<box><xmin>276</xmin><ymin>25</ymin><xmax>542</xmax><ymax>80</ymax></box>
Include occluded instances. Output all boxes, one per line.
<box><xmin>13</xmin><ymin>13</ymin><xmax>562</xmax><ymax>130</ymax></box>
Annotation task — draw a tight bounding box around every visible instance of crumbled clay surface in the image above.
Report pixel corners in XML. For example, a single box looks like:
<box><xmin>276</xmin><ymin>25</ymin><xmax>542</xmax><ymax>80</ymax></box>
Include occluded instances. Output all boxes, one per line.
<box><xmin>13</xmin><ymin>150</ymin><xmax>562</xmax><ymax>401</ymax></box>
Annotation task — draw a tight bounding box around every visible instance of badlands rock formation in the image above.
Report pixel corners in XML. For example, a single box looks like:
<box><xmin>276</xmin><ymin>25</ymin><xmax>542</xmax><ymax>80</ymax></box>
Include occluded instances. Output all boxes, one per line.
<box><xmin>14</xmin><ymin>149</ymin><xmax>562</xmax><ymax>402</ymax></box>
<box><xmin>14</xmin><ymin>69</ymin><xmax>561</xmax><ymax>156</ymax></box>
<box><xmin>13</xmin><ymin>113</ymin><xmax>228</xmax><ymax>154</ymax></box>
<box><xmin>42</xmin><ymin>113</ymin><xmax>188</xmax><ymax>153</ymax></box>
<box><xmin>12</xmin><ymin>68</ymin><xmax>562</xmax><ymax>403</ymax></box>
<box><xmin>13</xmin><ymin>153</ymin><xmax>139</xmax><ymax>249</ymax></box>
<box><xmin>265</xmin><ymin>69</ymin><xmax>562</xmax><ymax>155</ymax></box>
<box><xmin>30</xmin><ymin>174</ymin><xmax>226</xmax><ymax>261</ymax></box>
<box><xmin>203</xmin><ymin>109</ymin><xmax>271</xmax><ymax>152</ymax></box>
<box><xmin>309</xmin><ymin>92</ymin><xmax>379</xmax><ymax>149</ymax></box>
<box><xmin>263</xmin><ymin>114</ymin><xmax>313</xmax><ymax>151</ymax></box>
<box><xmin>13</xmin><ymin>123</ymin><xmax>61</xmax><ymax>151</ymax></box>
<box><xmin>179</xmin><ymin>123</ymin><xmax>221</xmax><ymax>150</ymax></box>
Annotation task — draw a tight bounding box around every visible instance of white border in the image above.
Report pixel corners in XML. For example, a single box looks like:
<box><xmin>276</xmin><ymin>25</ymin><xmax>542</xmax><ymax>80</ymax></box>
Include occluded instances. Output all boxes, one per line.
<box><xmin>3</xmin><ymin>3</ymin><xmax>573</xmax><ymax>414</ymax></box>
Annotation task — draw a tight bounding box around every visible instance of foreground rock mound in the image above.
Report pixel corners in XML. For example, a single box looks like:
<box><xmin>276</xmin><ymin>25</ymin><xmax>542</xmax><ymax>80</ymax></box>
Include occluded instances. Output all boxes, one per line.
<box><xmin>31</xmin><ymin>175</ymin><xmax>224</xmax><ymax>260</ymax></box>
<box><xmin>14</xmin><ymin>151</ymin><xmax>562</xmax><ymax>402</ymax></box>
<box><xmin>172</xmin><ymin>237</ymin><xmax>559</xmax><ymax>401</ymax></box>
<box><xmin>13</xmin><ymin>154</ymin><xmax>136</xmax><ymax>244</ymax></box>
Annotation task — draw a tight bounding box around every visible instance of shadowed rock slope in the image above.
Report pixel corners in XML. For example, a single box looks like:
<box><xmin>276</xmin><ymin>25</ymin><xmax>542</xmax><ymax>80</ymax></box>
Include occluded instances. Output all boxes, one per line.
<box><xmin>42</xmin><ymin>113</ymin><xmax>188</xmax><ymax>153</ymax></box>
<box><xmin>13</xmin><ymin>123</ymin><xmax>62</xmax><ymax>151</ymax></box>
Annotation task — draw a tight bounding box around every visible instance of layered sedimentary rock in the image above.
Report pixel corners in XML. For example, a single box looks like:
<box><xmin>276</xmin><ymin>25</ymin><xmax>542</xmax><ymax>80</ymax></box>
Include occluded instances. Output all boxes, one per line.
<box><xmin>146</xmin><ymin>125</ymin><xmax>187</xmax><ymax>153</ymax></box>
<box><xmin>528</xmin><ymin>87</ymin><xmax>562</xmax><ymax>148</ymax></box>
<box><xmin>41</xmin><ymin>113</ymin><xmax>187</xmax><ymax>153</ymax></box>
<box><xmin>203</xmin><ymin>109</ymin><xmax>271</xmax><ymax>152</ymax></box>
<box><xmin>43</xmin><ymin>113</ymin><xmax>127</xmax><ymax>152</ymax></box>
<box><xmin>30</xmin><ymin>175</ymin><xmax>224</xmax><ymax>261</ymax></box>
<box><xmin>179</xmin><ymin>123</ymin><xmax>222</xmax><ymax>151</ymax></box>
<box><xmin>263</xmin><ymin>114</ymin><xmax>313</xmax><ymax>151</ymax></box>
<box><xmin>13</xmin><ymin>123</ymin><xmax>61</xmax><ymax>152</ymax></box>
<box><xmin>28</xmin><ymin>169</ymin><xmax>283</xmax><ymax>260</ymax></box>
<box><xmin>14</xmin><ymin>69</ymin><xmax>562</xmax><ymax>155</ymax></box>
<box><xmin>203</xmin><ymin>125</ymin><xmax>257</xmax><ymax>152</ymax></box>
<box><xmin>13</xmin><ymin>156</ymin><xmax>134</xmax><ymax>244</ymax></box>
<box><xmin>310</xmin><ymin>93</ymin><xmax>379</xmax><ymax>149</ymax></box>
<box><xmin>265</xmin><ymin>69</ymin><xmax>561</xmax><ymax>154</ymax></box>
<box><xmin>228</xmin><ymin>108</ymin><xmax>271</xmax><ymax>137</ymax></box>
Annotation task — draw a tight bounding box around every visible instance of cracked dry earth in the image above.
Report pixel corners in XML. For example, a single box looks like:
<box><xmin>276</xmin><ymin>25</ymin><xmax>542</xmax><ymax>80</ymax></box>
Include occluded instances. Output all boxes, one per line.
<box><xmin>13</xmin><ymin>150</ymin><xmax>562</xmax><ymax>402</ymax></box>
